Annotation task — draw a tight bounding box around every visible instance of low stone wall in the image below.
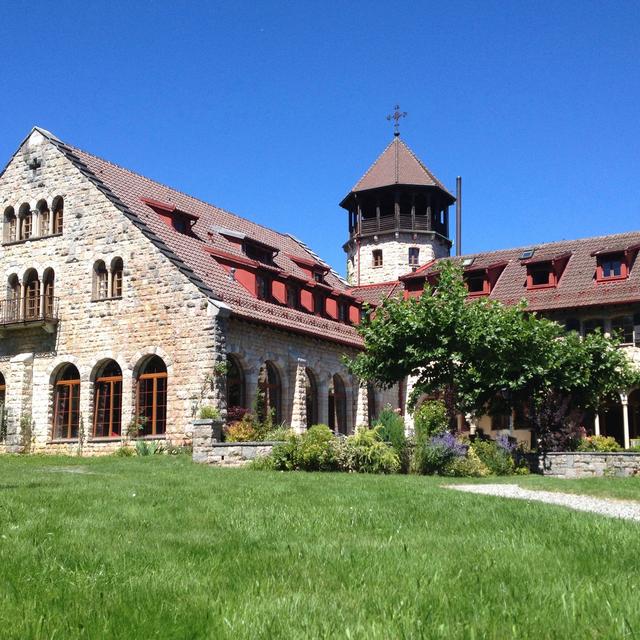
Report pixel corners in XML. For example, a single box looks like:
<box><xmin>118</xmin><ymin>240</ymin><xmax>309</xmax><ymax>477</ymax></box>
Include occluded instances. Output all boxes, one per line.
<box><xmin>203</xmin><ymin>442</ymin><xmax>280</xmax><ymax>467</ymax></box>
<box><xmin>538</xmin><ymin>452</ymin><xmax>640</xmax><ymax>478</ymax></box>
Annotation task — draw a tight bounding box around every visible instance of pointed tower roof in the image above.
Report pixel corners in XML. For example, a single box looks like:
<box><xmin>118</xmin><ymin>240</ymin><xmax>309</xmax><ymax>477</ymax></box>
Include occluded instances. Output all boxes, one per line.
<box><xmin>349</xmin><ymin>136</ymin><xmax>453</xmax><ymax>197</ymax></box>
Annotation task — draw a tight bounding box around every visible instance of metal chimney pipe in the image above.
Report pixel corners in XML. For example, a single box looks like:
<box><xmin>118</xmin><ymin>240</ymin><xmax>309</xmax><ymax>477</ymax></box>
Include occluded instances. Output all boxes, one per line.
<box><xmin>455</xmin><ymin>176</ymin><xmax>462</xmax><ymax>256</ymax></box>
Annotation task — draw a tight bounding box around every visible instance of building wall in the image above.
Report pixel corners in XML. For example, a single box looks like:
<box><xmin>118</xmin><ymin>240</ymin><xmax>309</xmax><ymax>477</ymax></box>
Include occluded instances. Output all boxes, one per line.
<box><xmin>0</xmin><ymin>130</ymin><xmax>224</xmax><ymax>453</ymax></box>
<box><xmin>345</xmin><ymin>231</ymin><xmax>450</xmax><ymax>285</ymax></box>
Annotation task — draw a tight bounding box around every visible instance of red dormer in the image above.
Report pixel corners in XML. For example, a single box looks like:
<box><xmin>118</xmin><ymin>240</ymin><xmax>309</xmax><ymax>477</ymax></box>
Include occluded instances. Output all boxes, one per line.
<box><xmin>463</xmin><ymin>260</ymin><xmax>507</xmax><ymax>297</ymax></box>
<box><xmin>286</xmin><ymin>253</ymin><xmax>330</xmax><ymax>283</ymax></box>
<box><xmin>592</xmin><ymin>244</ymin><xmax>640</xmax><ymax>282</ymax></box>
<box><xmin>141</xmin><ymin>197</ymin><xmax>198</xmax><ymax>235</ymax></box>
<box><xmin>523</xmin><ymin>252</ymin><xmax>571</xmax><ymax>290</ymax></box>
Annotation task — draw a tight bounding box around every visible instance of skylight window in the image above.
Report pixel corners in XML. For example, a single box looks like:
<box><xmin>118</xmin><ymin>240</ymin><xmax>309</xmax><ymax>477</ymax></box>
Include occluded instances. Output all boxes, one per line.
<box><xmin>520</xmin><ymin>249</ymin><xmax>535</xmax><ymax>260</ymax></box>
<box><xmin>462</xmin><ymin>257</ymin><xmax>475</xmax><ymax>267</ymax></box>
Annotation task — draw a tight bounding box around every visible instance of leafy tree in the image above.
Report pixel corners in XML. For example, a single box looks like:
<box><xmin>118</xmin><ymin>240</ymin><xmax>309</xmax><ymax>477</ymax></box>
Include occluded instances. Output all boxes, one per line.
<box><xmin>349</xmin><ymin>261</ymin><xmax>639</xmax><ymax>446</ymax></box>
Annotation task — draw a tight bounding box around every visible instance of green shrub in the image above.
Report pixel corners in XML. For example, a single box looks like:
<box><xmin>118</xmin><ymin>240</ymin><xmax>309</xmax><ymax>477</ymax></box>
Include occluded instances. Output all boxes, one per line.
<box><xmin>413</xmin><ymin>432</ymin><xmax>468</xmax><ymax>475</ymax></box>
<box><xmin>270</xmin><ymin>434</ymin><xmax>301</xmax><ymax>471</ymax></box>
<box><xmin>413</xmin><ymin>401</ymin><xmax>448</xmax><ymax>442</ymax></box>
<box><xmin>295</xmin><ymin>425</ymin><xmax>340</xmax><ymax>471</ymax></box>
<box><xmin>338</xmin><ymin>427</ymin><xmax>400</xmax><ymax>474</ymax></box>
<box><xmin>249</xmin><ymin>455</ymin><xmax>277</xmax><ymax>471</ymax></box>
<box><xmin>113</xmin><ymin>445</ymin><xmax>135</xmax><ymax>457</ymax></box>
<box><xmin>374</xmin><ymin>405</ymin><xmax>406</xmax><ymax>453</ymax></box>
<box><xmin>444</xmin><ymin>448</ymin><xmax>490</xmax><ymax>477</ymax></box>
<box><xmin>135</xmin><ymin>440</ymin><xmax>164</xmax><ymax>456</ymax></box>
<box><xmin>471</xmin><ymin>439</ymin><xmax>514</xmax><ymax>475</ymax></box>
<box><xmin>198</xmin><ymin>405</ymin><xmax>221</xmax><ymax>420</ymax></box>
<box><xmin>224</xmin><ymin>414</ymin><xmax>258</xmax><ymax>442</ymax></box>
<box><xmin>262</xmin><ymin>425</ymin><xmax>293</xmax><ymax>442</ymax></box>
<box><xmin>577</xmin><ymin>435</ymin><xmax>622</xmax><ymax>452</ymax></box>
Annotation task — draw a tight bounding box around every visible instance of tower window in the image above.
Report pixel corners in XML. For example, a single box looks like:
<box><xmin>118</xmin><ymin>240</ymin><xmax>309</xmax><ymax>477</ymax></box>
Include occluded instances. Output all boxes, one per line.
<box><xmin>372</xmin><ymin>250</ymin><xmax>383</xmax><ymax>268</ymax></box>
<box><xmin>408</xmin><ymin>247</ymin><xmax>420</xmax><ymax>266</ymax></box>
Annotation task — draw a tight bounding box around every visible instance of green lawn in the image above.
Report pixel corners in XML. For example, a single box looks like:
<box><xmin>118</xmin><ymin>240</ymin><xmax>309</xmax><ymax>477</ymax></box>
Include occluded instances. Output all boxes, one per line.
<box><xmin>1</xmin><ymin>456</ymin><xmax>639</xmax><ymax>639</ymax></box>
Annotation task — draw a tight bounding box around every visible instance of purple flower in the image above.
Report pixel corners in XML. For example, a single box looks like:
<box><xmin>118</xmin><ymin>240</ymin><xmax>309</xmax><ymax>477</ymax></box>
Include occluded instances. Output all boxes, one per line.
<box><xmin>429</xmin><ymin>432</ymin><xmax>468</xmax><ymax>457</ymax></box>
<box><xmin>496</xmin><ymin>434</ymin><xmax>516</xmax><ymax>453</ymax></box>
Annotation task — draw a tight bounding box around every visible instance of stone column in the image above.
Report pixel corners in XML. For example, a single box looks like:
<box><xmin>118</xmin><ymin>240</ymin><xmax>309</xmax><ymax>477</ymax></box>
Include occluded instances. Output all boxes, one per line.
<box><xmin>594</xmin><ymin>412</ymin><xmax>601</xmax><ymax>436</ymax></box>
<box><xmin>621</xmin><ymin>393</ymin><xmax>630</xmax><ymax>449</ymax></box>
<box><xmin>403</xmin><ymin>375</ymin><xmax>417</xmax><ymax>436</ymax></box>
<box><xmin>290</xmin><ymin>358</ymin><xmax>307</xmax><ymax>434</ymax></box>
<box><xmin>6</xmin><ymin>353</ymin><xmax>34</xmax><ymax>453</ymax></box>
<box><xmin>355</xmin><ymin>382</ymin><xmax>368</xmax><ymax>428</ymax></box>
<box><xmin>318</xmin><ymin>377</ymin><xmax>329</xmax><ymax>426</ymax></box>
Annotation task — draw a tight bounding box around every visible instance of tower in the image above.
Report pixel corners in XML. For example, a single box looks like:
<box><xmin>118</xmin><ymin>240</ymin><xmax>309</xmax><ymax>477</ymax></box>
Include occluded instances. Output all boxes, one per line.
<box><xmin>341</xmin><ymin>133</ymin><xmax>455</xmax><ymax>285</ymax></box>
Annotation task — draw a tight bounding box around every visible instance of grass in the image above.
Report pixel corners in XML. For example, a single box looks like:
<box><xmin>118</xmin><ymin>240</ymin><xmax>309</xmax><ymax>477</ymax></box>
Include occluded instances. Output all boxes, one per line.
<box><xmin>1</xmin><ymin>456</ymin><xmax>639</xmax><ymax>639</ymax></box>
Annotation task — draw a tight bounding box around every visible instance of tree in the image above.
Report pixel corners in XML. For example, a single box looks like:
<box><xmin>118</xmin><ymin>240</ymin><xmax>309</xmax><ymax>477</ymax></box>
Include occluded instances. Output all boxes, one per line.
<box><xmin>349</xmin><ymin>262</ymin><xmax>639</xmax><ymax>443</ymax></box>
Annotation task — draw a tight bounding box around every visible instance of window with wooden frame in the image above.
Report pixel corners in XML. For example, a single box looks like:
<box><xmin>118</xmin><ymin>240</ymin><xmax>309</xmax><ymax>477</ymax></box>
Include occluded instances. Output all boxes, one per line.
<box><xmin>43</xmin><ymin>269</ymin><xmax>55</xmax><ymax>318</ymax></box>
<box><xmin>408</xmin><ymin>247</ymin><xmax>420</xmax><ymax>266</ymax></box>
<box><xmin>111</xmin><ymin>257</ymin><xmax>123</xmax><ymax>298</ymax></box>
<box><xmin>136</xmin><ymin>356</ymin><xmax>168</xmax><ymax>436</ymax></box>
<box><xmin>4</xmin><ymin>207</ymin><xmax>16</xmax><ymax>243</ymax></box>
<box><xmin>286</xmin><ymin>284</ymin><xmax>299</xmax><ymax>309</ymax></box>
<box><xmin>52</xmin><ymin>197</ymin><xmax>64</xmax><ymax>235</ymax></box>
<box><xmin>314</xmin><ymin>292</ymin><xmax>325</xmax><ymax>316</ymax></box>
<box><xmin>23</xmin><ymin>269</ymin><xmax>40</xmax><ymax>320</ymax></box>
<box><xmin>313</xmin><ymin>270</ymin><xmax>324</xmax><ymax>283</ymax></box>
<box><xmin>338</xmin><ymin>300</ymin><xmax>349</xmax><ymax>323</ymax></box>
<box><xmin>583</xmin><ymin>318</ymin><xmax>605</xmax><ymax>335</ymax></box>
<box><xmin>491</xmin><ymin>412</ymin><xmax>511</xmax><ymax>431</ymax></box>
<box><xmin>372</xmin><ymin>249</ymin><xmax>383</xmax><ymax>268</ymax></box>
<box><xmin>611</xmin><ymin>316</ymin><xmax>635</xmax><ymax>346</ymax></box>
<box><xmin>52</xmin><ymin>364</ymin><xmax>81</xmax><ymax>440</ymax></box>
<box><xmin>37</xmin><ymin>200</ymin><xmax>50</xmax><ymax>237</ymax></box>
<box><xmin>93</xmin><ymin>260</ymin><xmax>108</xmax><ymax>300</ymax></box>
<box><xmin>464</xmin><ymin>270</ymin><xmax>490</xmax><ymax>296</ymax></box>
<box><xmin>256</xmin><ymin>274</ymin><xmax>271</xmax><ymax>301</ymax></box>
<box><xmin>596</xmin><ymin>252</ymin><xmax>626</xmax><ymax>281</ymax></box>
<box><xmin>18</xmin><ymin>204</ymin><xmax>32</xmax><ymax>241</ymax></box>
<box><xmin>564</xmin><ymin>317</ymin><xmax>581</xmax><ymax>333</ymax></box>
<box><xmin>93</xmin><ymin>360</ymin><xmax>123</xmax><ymax>438</ymax></box>
<box><xmin>7</xmin><ymin>274</ymin><xmax>20</xmax><ymax>322</ymax></box>
<box><xmin>526</xmin><ymin>262</ymin><xmax>555</xmax><ymax>289</ymax></box>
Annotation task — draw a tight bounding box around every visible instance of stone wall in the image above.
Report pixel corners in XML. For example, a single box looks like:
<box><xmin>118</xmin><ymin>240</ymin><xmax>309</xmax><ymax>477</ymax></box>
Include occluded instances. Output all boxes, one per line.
<box><xmin>538</xmin><ymin>452</ymin><xmax>640</xmax><ymax>477</ymax></box>
<box><xmin>0</xmin><ymin>129</ymin><xmax>225</xmax><ymax>452</ymax></box>
<box><xmin>345</xmin><ymin>231</ymin><xmax>450</xmax><ymax>285</ymax></box>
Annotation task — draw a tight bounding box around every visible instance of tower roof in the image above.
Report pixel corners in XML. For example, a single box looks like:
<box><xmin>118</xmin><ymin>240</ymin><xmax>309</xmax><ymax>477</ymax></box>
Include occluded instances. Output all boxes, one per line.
<box><xmin>349</xmin><ymin>136</ymin><xmax>453</xmax><ymax>197</ymax></box>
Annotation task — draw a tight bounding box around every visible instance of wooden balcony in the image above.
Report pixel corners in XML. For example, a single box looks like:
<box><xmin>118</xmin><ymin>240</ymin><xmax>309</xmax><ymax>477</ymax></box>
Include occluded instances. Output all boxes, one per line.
<box><xmin>355</xmin><ymin>214</ymin><xmax>446</xmax><ymax>237</ymax></box>
<box><xmin>0</xmin><ymin>296</ymin><xmax>59</xmax><ymax>333</ymax></box>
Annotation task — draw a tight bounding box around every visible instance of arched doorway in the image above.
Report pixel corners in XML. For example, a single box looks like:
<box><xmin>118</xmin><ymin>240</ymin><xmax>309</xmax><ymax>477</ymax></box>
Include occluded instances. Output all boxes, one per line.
<box><xmin>600</xmin><ymin>395</ymin><xmax>624</xmax><ymax>446</ymax></box>
<box><xmin>305</xmin><ymin>368</ymin><xmax>318</xmax><ymax>428</ymax></box>
<box><xmin>328</xmin><ymin>374</ymin><xmax>347</xmax><ymax>435</ymax></box>
<box><xmin>258</xmin><ymin>361</ymin><xmax>281</xmax><ymax>424</ymax></box>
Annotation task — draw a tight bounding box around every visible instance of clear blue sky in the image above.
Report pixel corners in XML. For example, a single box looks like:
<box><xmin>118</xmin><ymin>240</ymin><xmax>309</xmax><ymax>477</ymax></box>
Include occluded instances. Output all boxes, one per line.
<box><xmin>2</xmin><ymin>1</ymin><xmax>639</xmax><ymax>275</ymax></box>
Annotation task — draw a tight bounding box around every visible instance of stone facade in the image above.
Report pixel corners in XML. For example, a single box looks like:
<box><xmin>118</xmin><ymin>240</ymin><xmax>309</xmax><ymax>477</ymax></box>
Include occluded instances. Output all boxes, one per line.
<box><xmin>538</xmin><ymin>452</ymin><xmax>640</xmax><ymax>478</ymax></box>
<box><xmin>345</xmin><ymin>231</ymin><xmax>450</xmax><ymax>286</ymax></box>
<box><xmin>0</xmin><ymin>130</ymin><xmax>226</xmax><ymax>453</ymax></box>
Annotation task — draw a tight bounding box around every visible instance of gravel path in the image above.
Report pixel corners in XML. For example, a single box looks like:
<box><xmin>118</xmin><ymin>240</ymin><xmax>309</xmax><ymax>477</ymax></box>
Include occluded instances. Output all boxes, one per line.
<box><xmin>445</xmin><ymin>484</ymin><xmax>640</xmax><ymax>522</ymax></box>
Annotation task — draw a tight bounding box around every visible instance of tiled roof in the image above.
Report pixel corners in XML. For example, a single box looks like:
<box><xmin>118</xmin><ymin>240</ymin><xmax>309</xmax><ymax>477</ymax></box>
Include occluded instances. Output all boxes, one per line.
<box><xmin>35</xmin><ymin>129</ymin><xmax>364</xmax><ymax>348</ymax></box>
<box><xmin>350</xmin><ymin>281</ymin><xmax>403</xmax><ymax>306</ymax></box>
<box><xmin>349</xmin><ymin>136</ymin><xmax>453</xmax><ymax>196</ymax></box>
<box><xmin>402</xmin><ymin>233</ymin><xmax>640</xmax><ymax>312</ymax></box>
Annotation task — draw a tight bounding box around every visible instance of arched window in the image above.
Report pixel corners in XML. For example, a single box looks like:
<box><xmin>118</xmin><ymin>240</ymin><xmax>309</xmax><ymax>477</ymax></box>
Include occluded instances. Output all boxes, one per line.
<box><xmin>258</xmin><ymin>361</ymin><xmax>281</xmax><ymax>424</ymax></box>
<box><xmin>6</xmin><ymin>274</ymin><xmax>20</xmax><ymax>322</ymax></box>
<box><xmin>226</xmin><ymin>355</ymin><xmax>246</xmax><ymax>409</ymax></box>
<box><xmin>18</xmin><ymin>203</ymin><xmax>32</xmax><ymax>241</ymax></box>
<box><xmin>23</xmin><ymin>269</ymin><xmax>40</xmax><ymax>320</ymax></box>
<box><xmin>136</xmin><ymin>355</ymin><xmax>168</xmax><ymax>436</ymax></box>
<box><xmin>93</xmin><ymin>260</ymin><xmax>108</xmax><ymax>300</ymax></box>
<box><xmin>4</xmin><ymin>207</ymin><xmax>16</xmax><ymax>243</ymax></box>
<box><xmin>93</xmin><ymin>360</ymin><xmax>123</xmax><ymax>438</ymax></box>
<box><xmin>305</xmin><ymin>368</ymin><xmax>318</xmax><ymax>427</ymax></box>
<box><xmin>43</xmin><ymin>268</ymin><xmax>55</xmax><ymax>318</ymax></box>
<box><xmin>367</xmin><ymin>382</ymin><xmax>378</xmax><ymax>426</ymax></box>
<box><xmin>329</xmin><ymin>374</ymin><xmax>347</xmax><ymax>435</ymax></box>
<box><xmin>52</xmin><ymin>364</ymin><xmax>81</xmax><ymax>440</ymax></box>
<box><xmin>111</xmin><ymin>257</ymin><xmax>123</xmax><ymax>298</ymax></box>
<box><xmin>37</xmin><ymin>199</ymin><xmax>50</xmax><ymax>237</ymax></box>
<box><xmin>52</xmin><ymin>196</ymin><xmax>64</xmax><ymax>235</ymax></box>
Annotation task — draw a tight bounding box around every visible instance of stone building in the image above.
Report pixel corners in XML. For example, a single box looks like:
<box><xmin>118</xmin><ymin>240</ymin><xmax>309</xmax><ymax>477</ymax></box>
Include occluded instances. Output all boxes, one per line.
<box><xmin>0</xmin><ymin>126</ymin><xmax>638</xmax><ymax>453</ymax></box>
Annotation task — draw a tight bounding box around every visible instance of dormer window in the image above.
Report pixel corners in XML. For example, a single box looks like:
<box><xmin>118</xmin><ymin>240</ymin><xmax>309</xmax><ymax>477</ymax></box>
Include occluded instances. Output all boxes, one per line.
<box><xmin>527</xmin><ymin>263</ymin><xmax>555</xmax><ymax>288</ymax></box>
<box><xmin>141</xmin><ymin>197</ymin><xmax>198</xmax><ymax>236</ymax></box>
<box><xmin>313</xmin><ymin>271</ymin><xmax>324</xmax><ymax>283</ymax></box>
<box><xmin>286</xmin><ymin>284</ymin><xmax>299</xmax><ymax>309</ymax></box>
<box><xmin>464</xmin><ymin>270</ymin><xmax>489</xmax><ymax>296</ymax></box>
<box><xmin>597</xmin><ymin>253</ymin><xmax>626</xmax><ymax>281</ymax></box>
<box><xmin>245</xmin><ymin>242</ymin><xmax>276</xmax><ymax>264</ymax></box>
<box><xmin>256</xmin><ymin>274</ymin><xmax>271</xmax><ymax>301</ymax></box>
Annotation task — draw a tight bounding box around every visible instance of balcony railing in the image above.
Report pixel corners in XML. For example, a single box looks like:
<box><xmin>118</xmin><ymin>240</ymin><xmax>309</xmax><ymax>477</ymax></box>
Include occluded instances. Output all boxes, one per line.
<box><xmin>0</xmin><ymin>296</ymin><xmax>59</xmax><ymax>331</ymax></box>
<box><xmin>357</xmin><ymin>215</ymin><xmax>443</xmax><ymax>236</ymax></box>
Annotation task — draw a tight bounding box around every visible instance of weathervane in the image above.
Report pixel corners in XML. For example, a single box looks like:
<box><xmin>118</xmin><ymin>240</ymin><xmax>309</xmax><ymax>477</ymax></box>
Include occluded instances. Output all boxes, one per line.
<box><xmin>386</xmin><ymin>105</ymin><xmax>407</xmax><ymax>136</ymax></box>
